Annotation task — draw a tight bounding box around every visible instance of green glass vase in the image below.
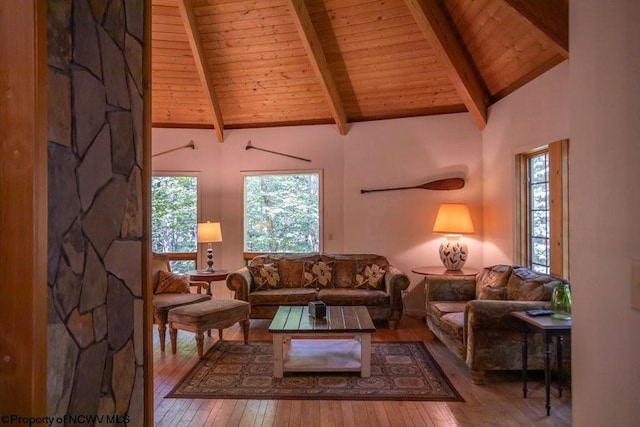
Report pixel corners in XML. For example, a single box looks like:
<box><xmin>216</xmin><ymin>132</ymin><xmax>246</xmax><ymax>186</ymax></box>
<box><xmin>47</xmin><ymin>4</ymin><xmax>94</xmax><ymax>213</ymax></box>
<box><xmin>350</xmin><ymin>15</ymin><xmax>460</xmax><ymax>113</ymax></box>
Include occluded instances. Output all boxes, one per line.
<box><xmin>551</xmin><ymin>283</ymin><xmax>572</xmax><ymax>320</ymax></box>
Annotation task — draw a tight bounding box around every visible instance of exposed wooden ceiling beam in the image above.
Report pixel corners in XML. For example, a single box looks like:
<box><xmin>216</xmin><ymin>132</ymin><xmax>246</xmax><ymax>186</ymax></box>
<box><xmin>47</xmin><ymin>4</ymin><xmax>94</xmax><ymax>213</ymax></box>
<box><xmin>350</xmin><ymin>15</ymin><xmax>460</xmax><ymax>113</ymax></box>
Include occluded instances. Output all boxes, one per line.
<box><xmin>404</xmin><ymin>0</ymin><xmax>488</xmax><ymax>130</ymax></box>
<box><xmin>286</xmin><ymin>0</ymin><xmax>348</xmax><ymax>135</ymax></box>
<box><xmin>503</xmin><ymin>0</ymin><xmax>569</xmax><ymax>58</ymax></box>
<box><xmin>178</xmin><ymin>0</ymin><xmax>225</xmax><ymax>142</ymax></box>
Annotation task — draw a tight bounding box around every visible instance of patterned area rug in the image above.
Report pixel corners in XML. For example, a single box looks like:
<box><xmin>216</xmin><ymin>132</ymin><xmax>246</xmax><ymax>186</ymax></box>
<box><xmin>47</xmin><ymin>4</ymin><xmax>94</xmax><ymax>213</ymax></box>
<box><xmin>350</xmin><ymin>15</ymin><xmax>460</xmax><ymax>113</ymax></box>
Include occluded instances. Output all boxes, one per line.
<box><xmin>166</xmin><ymin>341</ymin><xmax>464</xmax><ymax>401</ymax></box>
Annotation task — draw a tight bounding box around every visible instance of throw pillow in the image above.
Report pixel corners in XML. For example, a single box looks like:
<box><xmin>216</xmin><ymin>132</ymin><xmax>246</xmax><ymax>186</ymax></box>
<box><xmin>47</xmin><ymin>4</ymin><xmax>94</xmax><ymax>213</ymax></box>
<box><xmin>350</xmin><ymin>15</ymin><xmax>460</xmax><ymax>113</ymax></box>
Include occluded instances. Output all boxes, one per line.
<box><xmin>507</xmin><ymin>267</ymin><xmax>560</xmax><ymax>301</ymax></box>
<box><xmin>302</xmin><ymin>260</ymin><xmax>335</xmax><ymax>288</ymax></box>
<box><xmin>475</xmin><ymin>265</ymin><xmax>512</xmax><ymax>298</ymax></box>
<box><xmin>249</xmin><ymin>263</ymin><xmax>281</xmax><ymax>291</ymax></box>
<box><xmin>513</xmin><ymin>279</ymin><xmax>559</xmax><ymax>301</ymax></box>
<box><xmin>354</xmin><ymin>263</ymin><xmax>386</xmax><ymax>290</ymax></box>
<box><xmin>155</xmin><ymin>270</ymin><xmax>190</xmax><ymax>294</ymax></box>
<box><xmin>477</xmin><ymin>287</ymin><xmax>506</xmax><ymax>300</ymax></box>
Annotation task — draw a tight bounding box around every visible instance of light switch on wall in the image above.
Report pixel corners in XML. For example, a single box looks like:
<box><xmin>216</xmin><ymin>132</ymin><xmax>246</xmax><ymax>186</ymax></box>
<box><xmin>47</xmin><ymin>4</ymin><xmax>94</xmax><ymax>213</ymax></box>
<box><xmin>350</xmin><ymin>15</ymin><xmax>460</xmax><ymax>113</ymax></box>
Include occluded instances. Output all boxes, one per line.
<box><xmin>632</xmin><ymin>259</ymin><xmax>640</xmax><ymax>312</ymax></box>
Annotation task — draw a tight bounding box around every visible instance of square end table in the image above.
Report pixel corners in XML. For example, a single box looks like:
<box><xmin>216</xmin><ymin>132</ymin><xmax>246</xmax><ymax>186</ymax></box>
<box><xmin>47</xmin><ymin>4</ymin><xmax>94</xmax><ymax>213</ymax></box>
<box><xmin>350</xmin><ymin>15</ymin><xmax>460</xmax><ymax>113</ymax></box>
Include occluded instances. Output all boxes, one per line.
<box><xmin>511</xmin><ymin>311</ymin><xmax>571</xmax><ymax>416</ymax></box>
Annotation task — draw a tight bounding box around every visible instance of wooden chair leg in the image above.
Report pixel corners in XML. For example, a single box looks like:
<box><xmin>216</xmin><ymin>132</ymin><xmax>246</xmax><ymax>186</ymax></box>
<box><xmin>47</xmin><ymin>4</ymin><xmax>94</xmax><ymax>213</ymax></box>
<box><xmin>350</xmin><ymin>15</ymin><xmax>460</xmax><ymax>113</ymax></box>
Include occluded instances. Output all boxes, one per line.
<box><xmin>169</xmin><ymin>326</ymin><xmax>177</xmax><ymax>355</ymax></box>
<box><xmin>241</xmin><ymin>319</ymin><xmax>250</xmax><ymax>344</ymax></box>
<box><xmin>196</xmin><ymin>331</ymin><xmax>205</xmax><ymax>357</ymax></box>
<box><xmin>218</xmin><ymin>329</ymin><xmax>223</xmax><ymax>340</ymax></box>
<box><xmin>158</xmin><ymin>323</ymin><xmax>167</xmax><ymax>351</ymax></box>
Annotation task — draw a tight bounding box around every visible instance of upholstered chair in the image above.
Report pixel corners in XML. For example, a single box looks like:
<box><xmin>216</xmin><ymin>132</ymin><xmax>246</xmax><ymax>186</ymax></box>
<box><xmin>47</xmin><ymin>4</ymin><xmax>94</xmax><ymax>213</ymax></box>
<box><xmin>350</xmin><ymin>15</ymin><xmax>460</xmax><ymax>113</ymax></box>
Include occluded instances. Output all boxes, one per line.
<box><xmin>151</xmin><ymin>253</ymin><xmax>210</xmax><ymax>351</ymax></box>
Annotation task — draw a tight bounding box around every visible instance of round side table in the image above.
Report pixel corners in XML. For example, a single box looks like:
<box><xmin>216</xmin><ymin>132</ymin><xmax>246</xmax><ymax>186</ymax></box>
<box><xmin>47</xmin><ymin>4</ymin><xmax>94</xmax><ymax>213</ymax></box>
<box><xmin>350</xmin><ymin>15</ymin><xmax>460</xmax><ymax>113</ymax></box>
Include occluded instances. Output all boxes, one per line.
<box><xmin>411</xmin><ymin>266</ymin><xmax>479</xmax><ymax>277</ymax></box>
<box><xmin>187</xmin><ymin>269</ymin><xmax>230</xmax><ymax>296</ymax></box>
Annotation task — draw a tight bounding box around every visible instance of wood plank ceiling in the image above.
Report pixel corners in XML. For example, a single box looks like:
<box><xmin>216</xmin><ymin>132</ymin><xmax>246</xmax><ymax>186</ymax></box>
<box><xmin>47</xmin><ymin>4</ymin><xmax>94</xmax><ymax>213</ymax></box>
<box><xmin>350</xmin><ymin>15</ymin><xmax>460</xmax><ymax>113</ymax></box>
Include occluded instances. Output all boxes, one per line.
<box><xmin>152</xmin><ymin>0</ymin><xmax>568</xmax><ymax>141</ymax></box>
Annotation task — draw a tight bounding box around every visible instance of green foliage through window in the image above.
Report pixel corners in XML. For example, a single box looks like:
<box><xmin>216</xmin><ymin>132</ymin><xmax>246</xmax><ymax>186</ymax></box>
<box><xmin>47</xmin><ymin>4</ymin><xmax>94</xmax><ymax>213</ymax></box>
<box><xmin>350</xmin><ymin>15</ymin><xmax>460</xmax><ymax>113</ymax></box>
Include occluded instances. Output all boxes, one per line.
<box><xmin>151</xmin><ymin>176</ymin><xmax>198</xmax><ymax>274</ymax></box>
<box><xmin>527</xmin><ymin>153</ymin><xmax>550</xmax><ymax>274</ymax></box>
<box><xmin>244</xmin><ymin>172</ymin><xmax>321</xmax><ymax>253</ymax></box>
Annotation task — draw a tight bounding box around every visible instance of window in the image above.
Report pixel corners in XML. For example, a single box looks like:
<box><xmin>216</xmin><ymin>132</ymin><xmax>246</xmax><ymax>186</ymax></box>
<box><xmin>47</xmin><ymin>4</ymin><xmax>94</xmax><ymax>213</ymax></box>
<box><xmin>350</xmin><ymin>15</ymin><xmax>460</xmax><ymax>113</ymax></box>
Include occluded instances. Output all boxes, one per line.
<box><xmin>244</xmin><ymin>171</ymin><xmax>322</xmax><ymax>253</ymax></box>
<box><xmin>517</xmin><ymin>140</ymin><xmax>568</xmax><ymax>277</ymax></box>
<box><xmin>526</xmin><ymin>151</ymin><xmax>550</xmax><ymax>273</ymax></box>
<box><xmin>151</xmin><ymin>175</ymin><xmax>198</xmax><ymax>273</ymax></box>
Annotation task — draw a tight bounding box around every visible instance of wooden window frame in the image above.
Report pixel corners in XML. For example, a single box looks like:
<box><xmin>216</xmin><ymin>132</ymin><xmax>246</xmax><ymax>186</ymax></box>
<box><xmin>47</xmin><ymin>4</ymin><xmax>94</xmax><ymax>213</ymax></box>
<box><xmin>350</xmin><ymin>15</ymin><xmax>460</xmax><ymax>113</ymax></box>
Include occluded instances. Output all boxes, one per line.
<box><xmin>516</xmin><ymin>139</ymin><xmax>569</xmax><ymax>278</ymax></box>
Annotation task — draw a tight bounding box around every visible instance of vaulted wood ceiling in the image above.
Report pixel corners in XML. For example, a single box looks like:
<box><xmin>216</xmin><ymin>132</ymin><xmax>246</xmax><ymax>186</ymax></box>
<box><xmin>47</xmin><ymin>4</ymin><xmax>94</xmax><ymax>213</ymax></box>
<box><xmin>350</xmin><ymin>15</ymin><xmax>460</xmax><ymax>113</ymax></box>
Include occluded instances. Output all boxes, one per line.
<box><xmin>152</xmin><ymin>0</ymin><xmax>568</xmax><ymax>141</ymax></box>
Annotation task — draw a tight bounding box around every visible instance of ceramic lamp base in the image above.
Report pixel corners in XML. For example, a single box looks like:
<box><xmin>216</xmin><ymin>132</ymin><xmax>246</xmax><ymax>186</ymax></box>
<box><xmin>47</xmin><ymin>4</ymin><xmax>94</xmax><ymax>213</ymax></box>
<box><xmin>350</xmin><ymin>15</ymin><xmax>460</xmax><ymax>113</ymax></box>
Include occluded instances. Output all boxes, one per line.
<box><xmin>439</xmin><ymin>236</ymin><xmax>468</xmax><ymax>270</ymax></box>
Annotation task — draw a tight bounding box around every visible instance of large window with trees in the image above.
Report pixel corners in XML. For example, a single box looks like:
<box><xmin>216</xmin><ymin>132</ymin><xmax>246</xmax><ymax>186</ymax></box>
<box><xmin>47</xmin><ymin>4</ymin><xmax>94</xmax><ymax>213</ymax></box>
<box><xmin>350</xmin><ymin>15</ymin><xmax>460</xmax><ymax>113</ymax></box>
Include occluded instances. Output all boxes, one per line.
<box><xmin>151</xmin><ymin>175</ymin><xmax>198</xmax><ymax>273</ymax></box>
<box><xmin>517</xmin><ymin>140</ymin><xmax>569</xmax><ymax>277</ymax></box>
<box><xmin>244</xmin><ymin>171</ymin><xmax>322</xmax><ymax>254</ymax></box>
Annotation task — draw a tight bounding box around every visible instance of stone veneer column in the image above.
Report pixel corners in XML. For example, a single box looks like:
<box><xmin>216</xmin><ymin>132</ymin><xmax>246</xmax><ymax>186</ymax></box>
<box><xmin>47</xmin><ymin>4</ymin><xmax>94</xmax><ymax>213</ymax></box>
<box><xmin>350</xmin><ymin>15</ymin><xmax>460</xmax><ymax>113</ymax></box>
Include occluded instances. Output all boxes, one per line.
<box><xmin>47</xmin><ymin>0</ymin><xmax>145</xmax><ymax>424</ymax></box>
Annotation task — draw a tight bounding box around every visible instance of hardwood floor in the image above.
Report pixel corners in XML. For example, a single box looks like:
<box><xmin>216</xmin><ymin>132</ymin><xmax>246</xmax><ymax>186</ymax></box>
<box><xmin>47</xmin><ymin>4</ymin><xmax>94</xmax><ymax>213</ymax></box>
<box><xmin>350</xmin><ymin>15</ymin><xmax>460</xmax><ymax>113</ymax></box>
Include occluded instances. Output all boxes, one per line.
<box><xmin>153</xmin><ymin>315</ymin><xmax>572</xmax><ymax>426</ymax></box>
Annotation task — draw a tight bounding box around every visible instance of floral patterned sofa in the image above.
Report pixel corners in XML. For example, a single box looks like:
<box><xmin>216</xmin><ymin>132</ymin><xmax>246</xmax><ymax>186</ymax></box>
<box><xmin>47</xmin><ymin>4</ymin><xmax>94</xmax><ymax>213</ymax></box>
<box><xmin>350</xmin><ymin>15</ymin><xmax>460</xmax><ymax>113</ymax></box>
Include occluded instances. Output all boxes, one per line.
<box><xmin>426</xmin><ymin>265</ymin><xmax>570</xmax><ymax>384</ymax></box>
<box><xmin>226</xmin><ymin>253</ymin><xmax>410</xmax><ymax>328</ymax></box>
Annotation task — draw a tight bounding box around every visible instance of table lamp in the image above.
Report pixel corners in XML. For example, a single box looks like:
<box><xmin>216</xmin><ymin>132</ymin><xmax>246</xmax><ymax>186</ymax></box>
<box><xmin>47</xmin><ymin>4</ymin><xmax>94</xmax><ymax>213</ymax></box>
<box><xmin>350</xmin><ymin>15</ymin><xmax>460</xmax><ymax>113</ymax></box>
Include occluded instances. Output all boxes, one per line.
<box><xmin>197</xmin><ymin>221</ymin><xmax>222</xmax><ymax>272</ymax></box>
<box><xmin>432</xmin><ymin>203</ymin><xmax>474</xmax><ymax>270</ymax></box>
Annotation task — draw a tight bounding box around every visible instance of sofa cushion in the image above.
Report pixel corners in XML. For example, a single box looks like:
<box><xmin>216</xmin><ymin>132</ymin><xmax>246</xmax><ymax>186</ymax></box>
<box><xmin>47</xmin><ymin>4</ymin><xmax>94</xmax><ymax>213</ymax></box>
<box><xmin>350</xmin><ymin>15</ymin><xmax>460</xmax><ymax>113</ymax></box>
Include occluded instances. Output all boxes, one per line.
<box><xmin>248</xmin><ymin>288</ymin><xmax>317</xmax><ymax>305</ymax></box>
<box><xmin>156</xmin><ymin>270</ymin><xmax>190</xmax><ymax>294</ymax></box>
<box><xmin>427</xmin><ymin>301</ymin><xmax>467</xmax><ymax>320</ymax></box>
<box><xmin>354</xmin><ymin>262</ymin><xmax>386</xmax><ymax>290</ymax></box>
<box><xmin>248</xmin><ymin>263</ymin><xmax>281</xmax><ymax>291</ymax></box>
<box><xmin>475</xmin><ymin>265</ymin><xmax>512</xmax><ymax>298</ymax></box>
<box><xmin>168</xmin><ymin>299</ymin><xmax>250</xmax><ymax>326</ymax></box>
<box><xmin>439</xmin><ymin>312</ymin><xmax>465</xmax><ymax>342</ymax></box>
<box><xmin>318</xmin><ymin>288</ymin><xmax>389</xmax><ymax>306</ymax></box>
<box><xmin>152</xmin><ymin>292</ymin><xmax>210</xmax><ymax>311</ymax></box>
<box><xmin>507</xmin><ymin>267</ymin><xmax>560</xmax><ymax>301</ymax></box>
<box><xmin>302</xmin><ymin>260</ymin><xmax>335</xmax><ymax>288</ymax></box>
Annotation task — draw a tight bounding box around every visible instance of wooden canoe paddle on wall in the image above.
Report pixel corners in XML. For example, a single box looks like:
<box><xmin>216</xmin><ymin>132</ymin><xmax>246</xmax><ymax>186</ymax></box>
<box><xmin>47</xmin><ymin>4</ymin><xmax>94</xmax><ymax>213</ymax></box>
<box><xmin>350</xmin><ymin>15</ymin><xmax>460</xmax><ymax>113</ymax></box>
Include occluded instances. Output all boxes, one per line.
<box><xmin>360</xmin><ymin>178</ymin><xmax>465</xmax><ymax>194</ymax></box>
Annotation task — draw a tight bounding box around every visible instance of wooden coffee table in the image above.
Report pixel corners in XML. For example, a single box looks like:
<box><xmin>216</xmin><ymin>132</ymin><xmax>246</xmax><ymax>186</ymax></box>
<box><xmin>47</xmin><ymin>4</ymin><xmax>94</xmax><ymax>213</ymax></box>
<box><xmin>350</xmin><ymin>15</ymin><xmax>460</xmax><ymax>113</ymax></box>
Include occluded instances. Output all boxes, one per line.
<box><xmin>268</xmin><ymin>305</ymin><xmax>376</xmax><ymax>378</ymax></box>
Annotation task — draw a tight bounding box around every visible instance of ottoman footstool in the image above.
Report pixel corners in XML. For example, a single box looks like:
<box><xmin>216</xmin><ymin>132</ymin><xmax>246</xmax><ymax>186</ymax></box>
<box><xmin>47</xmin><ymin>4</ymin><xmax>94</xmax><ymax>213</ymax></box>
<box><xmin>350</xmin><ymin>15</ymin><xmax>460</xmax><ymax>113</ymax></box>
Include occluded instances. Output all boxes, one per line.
<box><xmin>168</xmin><ymin>299</ymin><xmax>250</xmax><ymax>357</ymax></box>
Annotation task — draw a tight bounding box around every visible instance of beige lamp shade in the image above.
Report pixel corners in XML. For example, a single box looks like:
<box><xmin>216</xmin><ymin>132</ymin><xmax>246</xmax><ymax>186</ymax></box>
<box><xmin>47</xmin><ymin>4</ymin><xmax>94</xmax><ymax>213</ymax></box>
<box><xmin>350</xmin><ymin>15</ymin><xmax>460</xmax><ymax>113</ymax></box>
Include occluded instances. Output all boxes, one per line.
<box><xmin>197</xmin><ymin>221</ymin><xmax>222</xmax><ymax>243</ymax></box>
<box><xmin>432</xmin><ymin>204</ymin><xmax>474</xmax><ymax>235</ymax></box>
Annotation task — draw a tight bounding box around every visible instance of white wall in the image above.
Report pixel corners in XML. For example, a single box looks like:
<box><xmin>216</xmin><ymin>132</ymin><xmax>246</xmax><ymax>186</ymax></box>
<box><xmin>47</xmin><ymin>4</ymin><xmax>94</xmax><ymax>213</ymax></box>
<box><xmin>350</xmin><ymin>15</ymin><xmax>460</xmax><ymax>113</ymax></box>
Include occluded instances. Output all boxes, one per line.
<box><xmin>481</xmin><ymin>61</ymin><xmax>570</xmax><ymax>266</ymax></box>
<box><xmin>570</xmin><ymin>0</ymin><xmax>640</xmax><ymax>425</ymax></box>
<box><xmin>152</xmin><ymin>114</ymin><xmax>482</xmax><ymax>314</ymax></box>
<box><xmin>152</xmin><ymin>128</ymin><xmax>225</xmax><ymax>269</ymax></box>
<box><xmin>341</xmin><ymin>115</ymin><xmax>482</xmax><ymax>313</ymax></box>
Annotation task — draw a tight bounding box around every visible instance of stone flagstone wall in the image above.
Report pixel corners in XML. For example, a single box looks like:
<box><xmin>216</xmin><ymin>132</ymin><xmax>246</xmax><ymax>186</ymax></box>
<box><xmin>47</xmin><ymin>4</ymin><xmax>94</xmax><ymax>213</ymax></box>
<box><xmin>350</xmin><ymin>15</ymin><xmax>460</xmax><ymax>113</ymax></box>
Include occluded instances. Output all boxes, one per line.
<box><xmin>47</xmin><ymin>0</ymin><xmax>145</xmax><ymax>424</ymax></box>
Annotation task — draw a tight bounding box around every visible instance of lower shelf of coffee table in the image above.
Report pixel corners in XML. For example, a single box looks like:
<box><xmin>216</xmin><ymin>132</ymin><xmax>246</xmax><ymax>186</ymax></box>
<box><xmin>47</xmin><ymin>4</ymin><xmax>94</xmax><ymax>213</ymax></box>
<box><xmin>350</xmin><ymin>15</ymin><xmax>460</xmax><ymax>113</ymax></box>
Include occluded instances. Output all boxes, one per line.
<box><xmin>282</xmin><ymin>338</ymin><xmax>363</xmax><ymax>373</ymax></box>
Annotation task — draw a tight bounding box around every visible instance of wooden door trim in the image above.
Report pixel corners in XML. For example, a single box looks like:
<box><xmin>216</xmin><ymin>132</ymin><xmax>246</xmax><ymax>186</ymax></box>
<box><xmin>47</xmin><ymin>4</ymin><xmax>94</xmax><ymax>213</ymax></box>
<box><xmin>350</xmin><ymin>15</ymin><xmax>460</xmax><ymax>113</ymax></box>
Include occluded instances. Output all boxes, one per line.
<box><xmin>143</xmin><ymin>0</ymin><xmax>154</xmax><ymax>422</ymax></box>
<box><xmin>0</xmin><ymin>0</ymin><xmax>48</xmax><ymax>414</ymax></box>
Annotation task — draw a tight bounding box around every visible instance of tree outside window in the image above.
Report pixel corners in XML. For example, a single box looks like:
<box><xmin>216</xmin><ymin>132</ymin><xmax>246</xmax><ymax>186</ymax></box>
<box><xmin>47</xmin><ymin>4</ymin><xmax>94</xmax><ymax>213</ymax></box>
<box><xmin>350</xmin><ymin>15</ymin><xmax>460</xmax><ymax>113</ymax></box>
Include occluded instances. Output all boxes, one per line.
<box><xmin>151</xmin><ymin>175</ymin><xmax>198</xmax><ymax>273</ymax></box>
<box><xmin>244</xmin><ymin>172</ymin><xmax>321</xmax><ymax>253</ymax></box>
<box><xmin>528</xmin><ymin>152</ymin><xmax>550</xmax><ymax>274</ymax></box>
